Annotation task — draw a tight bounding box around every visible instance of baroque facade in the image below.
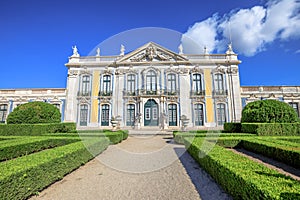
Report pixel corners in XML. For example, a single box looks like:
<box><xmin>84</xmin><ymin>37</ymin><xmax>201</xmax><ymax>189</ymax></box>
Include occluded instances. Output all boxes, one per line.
<box><xmin>0</xmin><ymin>42</ymin><xmax>299</xmax><ymax>129</ymax></box>
<box><xmin>64</xmin><ymin>42</ymin><xmax>242</xmax><ymax>129</ymax></box>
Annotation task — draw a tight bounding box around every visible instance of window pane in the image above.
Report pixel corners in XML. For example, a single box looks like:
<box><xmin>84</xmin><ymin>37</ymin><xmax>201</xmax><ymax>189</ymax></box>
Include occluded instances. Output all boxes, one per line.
<box><xmin>217</xmin><ymin>103</ymin><xmax>226</xmax><ymax>125</ymax></box>
<box><xmin>145</xmin><ymin>108</ymin><xmax>150</xmax><ymax>120</ymax></box>
<box><xmin>103</xmin><ymin>75</ymin><xmax>111</xmax><ymax>93</ymax></box>
<box><xmin>194</xmin><ymin>104</ymin><xmax>203</xmax><ymax>126</ymax></box>
<box><xmin>153</xmin><ymin>107</ymin><xmax>158</xmax><ymax>120</ymax></box>
<box><xmin>193</xmin><ymin>74</ymin><xmax>202</xmax><ymax>92</ymax></box>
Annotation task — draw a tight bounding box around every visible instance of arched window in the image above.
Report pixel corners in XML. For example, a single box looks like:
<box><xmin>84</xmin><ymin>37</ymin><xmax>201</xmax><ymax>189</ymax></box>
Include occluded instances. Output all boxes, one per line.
<box><xmin>167</xmin><ymin>74</ymin><xmax>176</xmax><ymax>93</ymax></box>
<box><xmin>0</xmin><ymin>104</ymin><xmax>8</xmax><ymax>123</ymax></box>
<box><xmin>103</xmin><ymin>75</ymin><xmax>111</xmax><ymax>94</ymax></box>
<box><xmin>127</xmin><ymin>74</ymin><xmax>136</xmax><ymax>94</ymax></box>
<box><xmin>193</xmin><ymin>74</ymin><xmax>202</xmax><ymax>92</ymax></box>
<box><xmin>194</xmin><ymin>104</ymin><xmax>204</xmax><ymax>126</ymax></box>
<box><xmin>217</xmin><ymin>103</ymin><xmax>226</xmax><ymax>125</ymax></box>
<box><xmin>101</xmin><ymin>104</ymin><xmax>110</xmax><ymax>126</ymax></box>
<box><xmin>126</xmin><ymin>104</ymin><xmax>135</xmax><ymax>126</ymax></box>
<box><xmin>146</xmin><ymin>70</ymin><xmax>157</xmax><ymax>94</ymax></box>
<box><xmin>214</xmin><ymin>74</ymin><xmax>225</xmax><ymax>94</ymax></box>
<box><xmin>81</xmin><ymin>76</ymin><xmax>91</xmax><ymax>96</ymax></box>
<box><xmin>80</xmin><ymin>104</ymin><xmax>88</xmax><ymax>126</ymax></box>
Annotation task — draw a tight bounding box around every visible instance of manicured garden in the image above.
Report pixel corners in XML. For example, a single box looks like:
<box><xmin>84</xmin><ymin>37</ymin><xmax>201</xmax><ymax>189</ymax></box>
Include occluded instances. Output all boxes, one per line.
<box><xmin>0</xmin><ymin>102</ymin><xmax>128</xmax><ymax>200</ymax></box>
<box><xmin>0</xmin><ymin>127</ymin><xmax>128</xmax><ymax>200</ymax></box>
<box><xmin>174</xmin><ymin>100</ymin><xmax>300</xmax><ymax>199</ymax></box>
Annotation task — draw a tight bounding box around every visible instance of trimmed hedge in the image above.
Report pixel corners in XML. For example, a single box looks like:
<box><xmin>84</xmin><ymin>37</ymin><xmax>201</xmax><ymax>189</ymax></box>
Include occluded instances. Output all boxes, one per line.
<box><xmin>241</xmin><ymin>99</ymin><xmax>298</xmax><ymax>123</ymax></box>
<box><xmin>77</xmin><ymin>130</ymin><xmax>128</xmax><ymax>144</ymax></box>
<box><xmin>173</xmin><ymin>131</ymin><xmax>253</xmax><ymax>144</ymax></box>
<box><xmin>184</xmin><ymin>137</ymin><xmax>300</xmax><ymax>200</ymax></box>
<box><xmin>0</xmin><ymin>123</ymin><xmax>77</xmax><ymax>136</ymax></box>
<box><xmin>223</xmin><ymin>122</ymin><xmax>242</xmax><ymax>133</ymax></box>
<box><xmin>0</xmin><ymin>137</ymin><xmax>80</xmax><ymax>161</ymax></box>
<box><xmin>241</xmin><ymin>138</ymin><xmax>300</xmax><ymax>168</ymax></box>
<box><xmin>6</xmin><ymin>102</ymin><xmax>61</xmax><ymax>124</ymax></box>
<box><xmin>241</xmin><ymin>123</ymin><xmax>300</xmax><ymax>136</ymax></box>
<box><xmin>0</xmin><ymin>138</ymin><xmax>109</xmax><ymax>200</ymax></box>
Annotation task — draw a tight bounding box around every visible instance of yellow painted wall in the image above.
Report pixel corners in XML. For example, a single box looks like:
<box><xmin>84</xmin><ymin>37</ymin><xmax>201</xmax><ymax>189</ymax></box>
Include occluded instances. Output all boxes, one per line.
<box><xmin>204</xmin><ymin>69</ymin><xmax>214</xmax><ymax>123</ymax></box>
<box><xmin>91</xmin><ymin>71</ymin><xmax>100</xmax><ymax>123</ymax></box>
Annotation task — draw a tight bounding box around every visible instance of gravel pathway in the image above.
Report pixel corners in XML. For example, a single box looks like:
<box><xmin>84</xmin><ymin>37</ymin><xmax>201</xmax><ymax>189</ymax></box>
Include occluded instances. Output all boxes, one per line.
<box><xmin>30</xmin><ymin>134</ymin><xmax>231</xmax><ymax>200</ymax></box>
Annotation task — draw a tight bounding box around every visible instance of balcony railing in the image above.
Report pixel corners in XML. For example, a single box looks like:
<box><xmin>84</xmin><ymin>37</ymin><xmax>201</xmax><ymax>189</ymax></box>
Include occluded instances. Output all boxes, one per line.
<box><xmin>190</xmin><ymin>90</ymin><xmax>205</xmax><ymax>97</ymax></box>
<box><xmin>164</xmin><ymin>90</ymin><xmax>180</xmax><ymax>96</ymax></box>
<box><xmin>122</xmin><ymin>89</ymin><xmax>180</xmax><ymax>97</ymax></box>
<box><xmin>98</xmin><ymin>91</ymin><xmax>112</xmax><ymax>97</ymax></box>
<box><xmin>123</xmin><ymin>90</ymin><xmax>136</xmax><ymax>96</ymax></box>
<box><xmin>213</xmin><ymin>90</ymin><xmax>228</xmax><ymax>96</ymax></box>
<box><xmin>77</xmin><ymin>91</ymin><xmax>91</xmax><ymax>96</ymax></box>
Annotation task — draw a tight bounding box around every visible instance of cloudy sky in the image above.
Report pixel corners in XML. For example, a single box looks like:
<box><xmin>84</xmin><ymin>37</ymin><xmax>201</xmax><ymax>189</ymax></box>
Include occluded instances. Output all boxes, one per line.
<box><xmin>0</xmin><ymin>0</ymin><xmax>299</xmax><ymax>88</ymax></box>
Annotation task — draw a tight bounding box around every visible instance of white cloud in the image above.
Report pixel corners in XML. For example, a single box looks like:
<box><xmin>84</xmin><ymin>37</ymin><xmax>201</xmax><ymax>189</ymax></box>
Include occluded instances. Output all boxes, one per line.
<box><xmin>181</xmin><ymin>0</ymin><xmax>300</xmax><ymax>56</ymax></box>
<box><xmin>295</xmin><ymin>49</ymin><xmax>300</xmax><ymax>54</ymax></box>
<box><xmin>181</xmin><ymin>15</ymin><xmax>219</xmax><ymax>54</ymax></box>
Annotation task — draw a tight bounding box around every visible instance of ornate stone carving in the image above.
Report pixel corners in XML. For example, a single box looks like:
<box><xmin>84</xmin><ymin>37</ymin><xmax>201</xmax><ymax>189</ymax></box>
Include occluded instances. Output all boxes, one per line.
<box><xmin>190</xmin><ymin>66</ymin><xmax>204</xmax><ymax>74</ymax></box>
<box><xmin>130</xmin><ymin>45</ymin><xmax>173</xmax><ymax>62</ymax></box>
<box><xmin>212</xmin><ymin>65</ymin><xmax>226</xmax><ymax>74</ymax></box>
<box><xmin>226</xmin><ymin>67</ymin><xmax>238</xmax><ymax>74</ymax></box>
<box><xmin>214</xmin><ymin>97</ymin><xmax>227</xmax><ymax>103</ymax></box>
<box><xmin>68</xmin><ymin>70</ymin><xmax>79</xmax><ymax>77</ymax></box>
<box><xmin>192</xmin><ymin>97</ymin><xmax>205</xmax><ymax>103</ymax></box>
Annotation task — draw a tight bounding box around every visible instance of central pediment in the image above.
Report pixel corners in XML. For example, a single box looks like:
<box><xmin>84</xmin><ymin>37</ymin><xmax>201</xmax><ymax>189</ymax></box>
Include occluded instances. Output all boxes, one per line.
<box><xmin>116</xmin><ymin>42</ymin><xmax>188</xmax><ymax>63</ymax></box>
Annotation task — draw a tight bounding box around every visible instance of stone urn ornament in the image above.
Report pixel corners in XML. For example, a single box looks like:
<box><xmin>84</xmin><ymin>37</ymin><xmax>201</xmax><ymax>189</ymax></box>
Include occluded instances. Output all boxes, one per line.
<box><xmin>180</xmin><ymin>115</ymin><xmax>189</xmax><ymax>132</ymax></box>
<box><xmin>111</xmin><ymin>116</ymin><xmax>119</xmax><ymax>131</ymax></box>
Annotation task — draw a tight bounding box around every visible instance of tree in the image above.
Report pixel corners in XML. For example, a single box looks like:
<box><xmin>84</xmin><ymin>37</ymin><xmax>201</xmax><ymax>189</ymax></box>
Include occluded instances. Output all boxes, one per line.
<box><xmin>6</xmin><ymin>102</ymin><xmax>61</xmax><ymax>124</ymax></box>
<box><xmin>241</xmin><ymin>99</ymin><xmax>298</xmax><ymax>123</ymax></box>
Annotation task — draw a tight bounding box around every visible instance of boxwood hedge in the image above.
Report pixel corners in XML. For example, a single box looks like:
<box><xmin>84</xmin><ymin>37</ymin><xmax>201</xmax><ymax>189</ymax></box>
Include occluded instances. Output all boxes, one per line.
<box><xmin>184</xmin><ymin>137</ymin><xmax>300</xmax><ymax>200</ymax></box>
<box><xmin>0</xmin><ymin>122</ymin><xmax>77</xmax><ymax>136</ymax></box>
<box><xmin>0</xmin><ymin>137</ymin><xmax>80</xmax><ymax>161</ymax></box>
<box><xmin>0</xmin><ymin>138</ymin><xmax>109</xmax><ymax>200</ymax></box>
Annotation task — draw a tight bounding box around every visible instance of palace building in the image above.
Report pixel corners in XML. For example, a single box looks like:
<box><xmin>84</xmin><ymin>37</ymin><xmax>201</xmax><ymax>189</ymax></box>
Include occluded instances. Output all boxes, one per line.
<box><xmin>0</xmin><ymin>42</ymin><xmax>299</xmax><ymax>129</ymax></box>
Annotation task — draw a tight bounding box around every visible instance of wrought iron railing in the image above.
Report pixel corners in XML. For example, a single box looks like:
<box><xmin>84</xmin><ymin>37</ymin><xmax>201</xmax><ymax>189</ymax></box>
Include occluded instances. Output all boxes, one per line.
<box><xmin>98</xmin><ymin>91</ymin><xmax>113</xmax><ymax>96</ymax></box>
<box><xmin>77</xmin><ymin>91</ymin><xmax>91</xmax><ymax>96</ymax></box>
<box><xmin>213</xmin><ymin>90</ymin><xmax>228</xmax><ymax>96</ymax></box>
<box><xmin>190</xmin><ymin>90</ymin><xmax>205</xmax><ymax>96</ymax></box>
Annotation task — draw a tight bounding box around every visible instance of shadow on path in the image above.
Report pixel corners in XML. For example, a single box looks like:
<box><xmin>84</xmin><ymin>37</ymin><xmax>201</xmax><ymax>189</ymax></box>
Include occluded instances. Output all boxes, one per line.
<box><xmin>173</xmin><ymin>146</ymin><xmax>232</xmax><ymax>200</ymax></box>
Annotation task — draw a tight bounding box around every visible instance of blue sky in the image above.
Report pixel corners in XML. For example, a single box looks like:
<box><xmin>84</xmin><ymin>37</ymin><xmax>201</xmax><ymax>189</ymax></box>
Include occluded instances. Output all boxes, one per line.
<box><xmin>0</xmin><ymin>0</ymin><xmax>299</xmax><ymax>88</ymax></box>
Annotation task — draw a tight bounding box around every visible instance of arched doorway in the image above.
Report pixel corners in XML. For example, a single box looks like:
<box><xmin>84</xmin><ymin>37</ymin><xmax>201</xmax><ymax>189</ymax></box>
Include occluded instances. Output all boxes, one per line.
<box><xmin>144</xmin><ymin>99</ymin><xmax>158</xmax><ymax>126</ymax></box>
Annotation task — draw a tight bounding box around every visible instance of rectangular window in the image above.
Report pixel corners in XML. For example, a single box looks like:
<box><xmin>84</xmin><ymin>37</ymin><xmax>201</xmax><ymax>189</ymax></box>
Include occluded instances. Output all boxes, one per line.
<box><xmin>152</xmin><ymin>107</ymin><xmax>157</xmax><ymax>120</ymax></box>
<box><xmin>82</xmin><ymin>76</ymin><xmax>90</xmax><ymax>96</ymax></box>
<box><xmin>167</xmin><ymin>74</ymin><xmax>176</xmax><ymax>92</ymax></box>
<box><xmin>0</xmin><ymin>104</ymin><xmax>8</xmax><ymax>123</ymax></box>
<box><xmin>214</xmin><ymin>74</ymin><xmax>224</xmax><ymax>94</ymax></box>
<box><xmin>145</xmin><ymin>108</ymin><xmax>150</xmax><ymax>120</ymax></box>
<box><xmin>289</xmin><ymin>102</ymin><xmax>299</xmax><ymax>117</ymax></box>
<box><xmin>127</xmin><ymin>74</ymin><xmax>136</xmax><ymax>94</ymax></box>
<box><xmin>103</xmin><ymin>75</ymin><xmax>111</xmax><ymax>94</ymax></box>
<box><xmin>217</xmin><ymin>103</ymin><xmax>226</xmax><ymax>125</ymax></box>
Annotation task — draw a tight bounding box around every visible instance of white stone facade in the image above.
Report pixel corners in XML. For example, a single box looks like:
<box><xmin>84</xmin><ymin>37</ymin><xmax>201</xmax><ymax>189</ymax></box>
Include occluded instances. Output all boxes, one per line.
<box><xmin>1</xmin><ymin>42</ymin><xmax>299</xmax><ymax>129</ymax></box>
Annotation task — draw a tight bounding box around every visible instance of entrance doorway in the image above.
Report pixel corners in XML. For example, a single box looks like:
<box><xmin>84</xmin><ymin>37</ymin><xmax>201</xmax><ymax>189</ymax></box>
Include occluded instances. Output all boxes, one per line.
<box><xmin>144</xmin><ymin>99</ymin><xmax>158</xmax><ymax>126</ymax></box>
<box><xmin>168</xmin><ymin>104</ymin><xmax>177</xmax><ymax>126</ymax></box>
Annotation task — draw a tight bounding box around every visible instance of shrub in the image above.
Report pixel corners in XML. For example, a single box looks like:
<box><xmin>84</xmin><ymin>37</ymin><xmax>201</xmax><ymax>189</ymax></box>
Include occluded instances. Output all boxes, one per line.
<box><xmin>241</xmin><ymin>100</ymin><xmax>298</xmax><ymax>123</ymax></box>
<box><xmin>223</xmin><ymin>122</ymin><xmax>242</xmax><ymax>133</ymax></box>
<box><xmin>0</xmin><ymin>137</ymin><xmax>79</xmax><ymax>161</ymax></box>
<box><xmin>0</xmin><ymin>123</ymin><xmax>77</xmax><ymax>136</ymax></box>
<box><xmin>241</xmin><ymin>139</ymin><xmax>300</xmax><ymax>168</ymax></box>
<box><xmin>0</xmin><ymin>138</ymin><xmax>109</xmax><ymax>200</ymax></box>
<box><xmin>241</xmin><ymin>123</ymin><xmax>300</xmax><ymax>136</ymax></box>
<box><xmin>184</xmin><ymin>137</ymin><xmax>300</xmax><ymax>200</ymax></box>
<box><xmin>6</xmin><ymin>102</ymin><xmax>61</xmax><ymax>124</ymax></box>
